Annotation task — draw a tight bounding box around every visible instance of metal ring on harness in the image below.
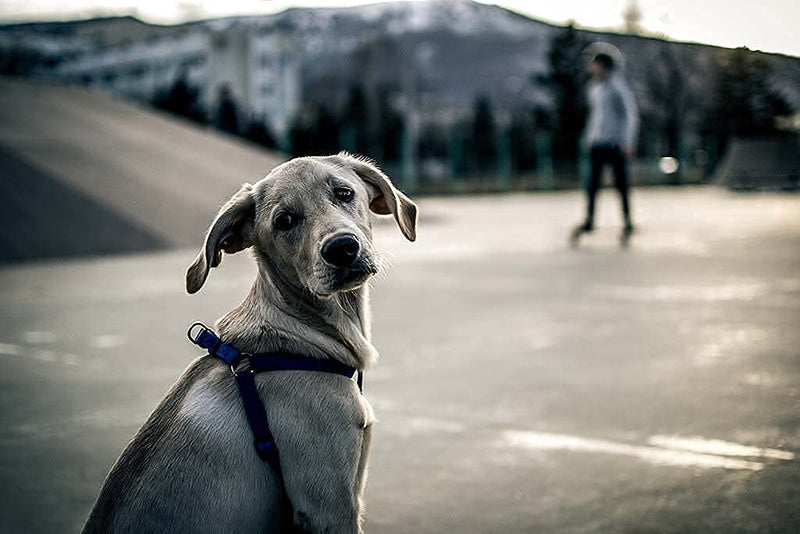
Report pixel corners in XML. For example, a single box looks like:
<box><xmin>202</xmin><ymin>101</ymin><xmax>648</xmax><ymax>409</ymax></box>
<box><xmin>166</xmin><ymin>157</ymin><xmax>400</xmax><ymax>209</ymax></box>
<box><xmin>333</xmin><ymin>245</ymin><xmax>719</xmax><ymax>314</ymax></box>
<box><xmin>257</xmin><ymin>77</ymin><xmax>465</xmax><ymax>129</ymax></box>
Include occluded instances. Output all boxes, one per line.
<box><xmin>187</xmin><ymin>322</ymin><xmax>210</xmax><ymax>344</ymax></box>
<box><xmin>230</xmin><ymin>354</ymin><xmax>253</xmax><ymax>377</ymax></box>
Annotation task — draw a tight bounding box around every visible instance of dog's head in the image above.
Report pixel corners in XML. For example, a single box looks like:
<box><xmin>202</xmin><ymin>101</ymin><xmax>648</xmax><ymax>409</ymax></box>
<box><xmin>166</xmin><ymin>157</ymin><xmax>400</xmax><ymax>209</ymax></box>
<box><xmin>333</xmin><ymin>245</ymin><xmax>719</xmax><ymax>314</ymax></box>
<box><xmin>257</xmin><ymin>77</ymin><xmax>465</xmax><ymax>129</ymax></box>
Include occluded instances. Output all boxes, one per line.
<box><xmin>186</xmin><ymin>153</ymin><xmax>417</xmax><ymax>297</ymax></box>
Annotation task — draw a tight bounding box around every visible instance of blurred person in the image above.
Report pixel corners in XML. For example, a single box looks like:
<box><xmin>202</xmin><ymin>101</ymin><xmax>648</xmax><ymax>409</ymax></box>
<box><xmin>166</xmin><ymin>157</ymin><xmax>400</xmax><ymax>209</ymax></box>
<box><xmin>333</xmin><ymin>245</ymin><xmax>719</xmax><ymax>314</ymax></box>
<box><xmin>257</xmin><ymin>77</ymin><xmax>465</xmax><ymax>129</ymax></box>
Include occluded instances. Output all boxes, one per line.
<box><xmin>571</xmin><ymin>43</ymin><xmax>639</xmax><ymax>246</ymax></box>
<box><xmin>215</xmin><ymin>83</ymin><xmax>240</xmax><ymax>135</ymax></box>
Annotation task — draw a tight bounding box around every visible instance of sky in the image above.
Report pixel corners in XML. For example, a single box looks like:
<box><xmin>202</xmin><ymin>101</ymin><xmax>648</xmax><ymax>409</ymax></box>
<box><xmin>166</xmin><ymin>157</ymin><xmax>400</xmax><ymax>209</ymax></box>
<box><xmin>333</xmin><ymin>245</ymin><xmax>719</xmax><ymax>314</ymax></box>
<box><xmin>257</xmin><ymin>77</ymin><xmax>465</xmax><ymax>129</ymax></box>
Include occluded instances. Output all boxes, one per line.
<box><xmin>0</xmin><ymin>0</ymin><xmax>798</xmax><ymax>57</ymax></box>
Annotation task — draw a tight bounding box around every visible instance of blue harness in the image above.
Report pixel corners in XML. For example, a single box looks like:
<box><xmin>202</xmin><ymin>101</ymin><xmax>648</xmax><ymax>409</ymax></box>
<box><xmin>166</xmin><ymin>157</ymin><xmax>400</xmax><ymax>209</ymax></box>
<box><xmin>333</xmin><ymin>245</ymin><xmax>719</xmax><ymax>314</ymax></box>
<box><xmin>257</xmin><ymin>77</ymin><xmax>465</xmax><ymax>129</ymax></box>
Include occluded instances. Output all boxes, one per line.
<box><xmin>187</xmin><ymin>322</ymin><xmax>363</xmax><ymax>478</ymax></box>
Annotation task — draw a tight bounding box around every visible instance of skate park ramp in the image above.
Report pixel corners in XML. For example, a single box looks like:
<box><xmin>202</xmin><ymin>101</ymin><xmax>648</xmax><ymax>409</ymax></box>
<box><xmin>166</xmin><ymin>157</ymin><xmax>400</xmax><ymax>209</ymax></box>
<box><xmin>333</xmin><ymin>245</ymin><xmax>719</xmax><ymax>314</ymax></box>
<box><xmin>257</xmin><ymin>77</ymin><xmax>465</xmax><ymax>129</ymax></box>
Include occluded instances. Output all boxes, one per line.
<box><xmin>716</xmin><ymin>136</ymin><xmax>800</xmax><ymax>191</ymax></box>
<box><xmin>0</xmin><ymin>78</ymin><xmax>285</xmax><ymax>263</ymax></box>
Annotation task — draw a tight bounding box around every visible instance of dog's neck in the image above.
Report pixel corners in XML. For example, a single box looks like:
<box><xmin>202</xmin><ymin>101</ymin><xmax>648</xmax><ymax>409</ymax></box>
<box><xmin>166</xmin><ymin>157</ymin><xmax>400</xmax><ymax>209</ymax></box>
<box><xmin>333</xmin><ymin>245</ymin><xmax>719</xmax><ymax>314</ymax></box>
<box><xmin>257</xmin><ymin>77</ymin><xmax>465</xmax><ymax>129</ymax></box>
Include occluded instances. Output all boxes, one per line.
<box><xmin>214</xmin><ymin>253</ymin><xmax>378</xmax><ymax>370</ymax></box>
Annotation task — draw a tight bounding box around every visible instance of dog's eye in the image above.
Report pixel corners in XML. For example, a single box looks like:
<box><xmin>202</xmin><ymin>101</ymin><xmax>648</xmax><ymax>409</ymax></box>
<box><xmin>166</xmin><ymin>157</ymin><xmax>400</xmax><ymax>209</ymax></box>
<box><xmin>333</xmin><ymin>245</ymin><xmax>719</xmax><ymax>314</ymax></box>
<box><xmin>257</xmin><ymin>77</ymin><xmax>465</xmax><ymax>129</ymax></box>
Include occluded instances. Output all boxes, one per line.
<box><xmin>274</xmin><ymin>212</ymin><xmax>299</xmax><ymax>231</ymax></box>
<box><xmin>334</xmin><ymin>187</ymin><xmax>354</xmax><ymax>202</ymax></box>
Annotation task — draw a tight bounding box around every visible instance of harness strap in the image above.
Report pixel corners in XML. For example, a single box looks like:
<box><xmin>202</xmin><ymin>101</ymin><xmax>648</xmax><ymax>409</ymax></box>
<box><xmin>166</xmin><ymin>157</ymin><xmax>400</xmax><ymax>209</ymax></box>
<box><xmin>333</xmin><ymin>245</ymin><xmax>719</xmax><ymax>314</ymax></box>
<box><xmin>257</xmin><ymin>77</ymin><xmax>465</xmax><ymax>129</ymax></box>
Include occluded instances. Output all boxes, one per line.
<box><xmin>232</xmin><ymin>357</ymin><xmax>282</xmax><ymax>471</ymax></box>
<box><xmin>248</xmin><ymin>353</ymin><xmax>358</xmax><ymax>379</ymax></box>
<box><xmin>187</xmin><ymin>322</ymin><xmax>363</xmax><ymax>472</ymax></box>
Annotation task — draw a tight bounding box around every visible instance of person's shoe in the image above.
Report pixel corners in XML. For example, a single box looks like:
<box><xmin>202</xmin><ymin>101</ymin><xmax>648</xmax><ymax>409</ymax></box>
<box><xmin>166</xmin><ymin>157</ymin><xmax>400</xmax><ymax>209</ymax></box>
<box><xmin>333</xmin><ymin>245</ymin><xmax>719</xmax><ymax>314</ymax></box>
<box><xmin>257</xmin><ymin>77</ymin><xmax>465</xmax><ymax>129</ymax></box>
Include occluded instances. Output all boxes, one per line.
<box><xmin>569</xmin><ymin>221</ymin><xmax>593</xmax><ymax>248</ymax></box>
<box><xmin>620</xmin><ymin>223</ymin><xmax>634</xmax><ymax>247</ymax></box>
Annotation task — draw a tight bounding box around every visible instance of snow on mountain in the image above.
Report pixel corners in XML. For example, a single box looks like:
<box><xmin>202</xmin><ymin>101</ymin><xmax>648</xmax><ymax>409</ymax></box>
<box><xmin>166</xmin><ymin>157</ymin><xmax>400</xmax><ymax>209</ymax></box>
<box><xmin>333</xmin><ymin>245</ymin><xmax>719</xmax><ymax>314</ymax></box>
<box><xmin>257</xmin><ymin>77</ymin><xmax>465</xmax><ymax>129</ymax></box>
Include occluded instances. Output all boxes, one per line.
<box><xmin>4</xmin><ymin>0</ymin><xmax>799</xmax><ymax>115</ymax></box>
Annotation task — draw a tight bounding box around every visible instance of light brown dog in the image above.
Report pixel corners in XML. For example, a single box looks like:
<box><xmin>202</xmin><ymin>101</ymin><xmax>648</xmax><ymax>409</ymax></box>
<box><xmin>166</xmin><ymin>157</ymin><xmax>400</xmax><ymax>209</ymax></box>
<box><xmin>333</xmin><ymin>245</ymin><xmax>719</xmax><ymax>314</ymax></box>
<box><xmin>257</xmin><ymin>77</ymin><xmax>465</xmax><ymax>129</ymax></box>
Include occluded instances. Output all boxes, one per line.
<box><xmin>82</xmin><ymin>153</ymin><xmax>417</xmax><ymax>533</ymax></box>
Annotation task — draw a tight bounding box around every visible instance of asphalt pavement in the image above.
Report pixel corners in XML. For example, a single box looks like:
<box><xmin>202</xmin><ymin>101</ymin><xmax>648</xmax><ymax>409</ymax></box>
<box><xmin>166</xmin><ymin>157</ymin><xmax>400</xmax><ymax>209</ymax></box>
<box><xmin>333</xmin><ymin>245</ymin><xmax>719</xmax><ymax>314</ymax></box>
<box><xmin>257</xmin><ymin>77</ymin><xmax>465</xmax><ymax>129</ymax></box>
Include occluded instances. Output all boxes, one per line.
<box><xmin>1</xmin><ymin>187</ymin><xmax>798</xmax><ymax>533</ymax></box>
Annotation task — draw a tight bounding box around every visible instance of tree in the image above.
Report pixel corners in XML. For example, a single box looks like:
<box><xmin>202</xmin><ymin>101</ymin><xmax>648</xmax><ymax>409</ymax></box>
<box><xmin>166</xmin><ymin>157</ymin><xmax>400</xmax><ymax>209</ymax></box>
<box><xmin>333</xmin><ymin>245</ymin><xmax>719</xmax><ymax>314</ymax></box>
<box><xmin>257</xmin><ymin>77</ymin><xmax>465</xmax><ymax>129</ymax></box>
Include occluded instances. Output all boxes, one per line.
<box><xmin>622</xmin><ymin>0</ymin><xmax>644</xmax><ymax>35</ymax></box>
<box><xmin>347</xmin><ymin>35</ymin><xmax>408</xmax><ymax>161</ymax></box>
<box><xmin>340</xmin><ymin>83</ymin><xmax>369</xmax><ymax>156</ymax></box>
<box><xmin>289</xmin><ymin>102</ymin><xmax>340</xmax><ymax>157</ymax></box>
<box><xmin>508</xmin><ymin>107</ymin><xmax>538</xmax><ymax>174</ymax></box>
<box><xmin>705</xmin><ymin>48</ymin><xmax>793</xmax><ymax>143</ymax></box>
<box><xmin>469</xmin><ymin>95</ymin><xmax>496</xmax><ymax>177</ymax></box>
<box><xmin>152</xmin><ymin>71</ymin><xmax>205</xmax><ymax>124</ymax></box>
<box><xmin>243</xmin><ymin>119</ymin><xmax>278</xmax><ymax>150</ymax></box>
<box><xmin>0</xmin><ymin>43</ymin><xmax>49</xmax><ymax>75</ymax></box>
<box><xmin>376</xmin><ymin>87</ymin><xmax>404</xmax><ymax>163</ymax></box>
<box><xmin>537</xmin><ymin>23</ymin><xmax>589</xmax><ymax>169</ymax></box>
<box><xmin>644</xmin><ymin>46</ymin><xmax>687</xmax><ymax>159</ymax></box>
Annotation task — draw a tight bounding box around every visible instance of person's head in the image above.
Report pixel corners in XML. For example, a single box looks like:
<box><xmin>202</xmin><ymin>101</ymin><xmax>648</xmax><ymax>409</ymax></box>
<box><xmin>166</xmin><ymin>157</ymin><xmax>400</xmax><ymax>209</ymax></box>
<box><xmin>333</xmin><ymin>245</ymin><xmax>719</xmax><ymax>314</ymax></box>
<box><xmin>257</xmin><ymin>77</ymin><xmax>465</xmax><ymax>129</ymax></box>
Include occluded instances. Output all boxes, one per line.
<box><xmin>589</xmin><ymin>52</ymin><xmax>615</xmax><ymax>80</ymax></box>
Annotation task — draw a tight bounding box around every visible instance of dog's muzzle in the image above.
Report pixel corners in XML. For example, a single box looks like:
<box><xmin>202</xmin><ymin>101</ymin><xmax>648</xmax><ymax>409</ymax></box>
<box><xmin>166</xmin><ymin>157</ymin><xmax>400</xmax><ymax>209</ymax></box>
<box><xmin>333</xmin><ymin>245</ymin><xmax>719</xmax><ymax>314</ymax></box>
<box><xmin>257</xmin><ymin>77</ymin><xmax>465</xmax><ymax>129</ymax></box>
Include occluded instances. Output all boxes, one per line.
<box><xmin>321</xmin><ymin>233</ymin><xmax>360</xmax><ymax>268</ymax></box>
<box><xmin>319</xmin><ymin>234</ymin><xmax>377</xmax><ymax>291</ymax></box>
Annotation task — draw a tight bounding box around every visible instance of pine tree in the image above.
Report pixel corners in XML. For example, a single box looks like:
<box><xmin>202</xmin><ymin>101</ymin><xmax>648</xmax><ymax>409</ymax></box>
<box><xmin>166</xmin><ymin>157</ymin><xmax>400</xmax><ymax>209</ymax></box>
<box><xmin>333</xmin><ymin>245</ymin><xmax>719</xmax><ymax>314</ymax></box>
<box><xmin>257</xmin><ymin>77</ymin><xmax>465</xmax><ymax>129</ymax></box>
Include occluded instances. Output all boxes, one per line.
<box><xmin>538</xmin><ymin>23</ymin><xmax>589</xmax><ymax>169</ymax></box>
<box><xmin>645</xmin><ymin>46</ymin><xmax>687</xmax><ymax>159</ymax></box>
<box><xmin>152</xmin><ymin>71</ymin><xmax>205</xmax><ymax>124</ymax></box>
<box><xmin>706</xmin><ymin>48</ymin><xmax>793</xmax><ymax>142</ymax></box>
<box><xmin>376</xmin><ymin>87</ymin><xmax>404</xmax><ymax>163</ymax></box>
<box><xmin>289</xmin><ymin>102</ymin><xmax>340</xmax><ymax>157</ymax></box>
<box><xmin>340</xmin><ymin>83</ymin><xmax>369</xmax><ymax>156</ymax></box>
<box><xmin>470</xmin><ymin>95</ymin><xmax>496</xmax><ymax>177</ymax></box>
<box><xmin>622</xmin><ymin>0</ymin><xmax>644</xmax><ymax>35</ymax></box>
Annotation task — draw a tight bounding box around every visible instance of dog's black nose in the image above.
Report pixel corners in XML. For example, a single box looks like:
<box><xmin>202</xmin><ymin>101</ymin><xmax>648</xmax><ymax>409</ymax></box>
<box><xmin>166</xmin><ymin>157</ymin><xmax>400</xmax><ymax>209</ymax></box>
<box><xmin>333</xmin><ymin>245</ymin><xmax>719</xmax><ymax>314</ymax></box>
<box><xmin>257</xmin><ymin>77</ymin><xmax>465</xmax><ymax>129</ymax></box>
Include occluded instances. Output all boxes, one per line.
<box><xmin>321</xmin><ymin>234</ymin><xmax>360</xmax><ymax>267</ymax></box>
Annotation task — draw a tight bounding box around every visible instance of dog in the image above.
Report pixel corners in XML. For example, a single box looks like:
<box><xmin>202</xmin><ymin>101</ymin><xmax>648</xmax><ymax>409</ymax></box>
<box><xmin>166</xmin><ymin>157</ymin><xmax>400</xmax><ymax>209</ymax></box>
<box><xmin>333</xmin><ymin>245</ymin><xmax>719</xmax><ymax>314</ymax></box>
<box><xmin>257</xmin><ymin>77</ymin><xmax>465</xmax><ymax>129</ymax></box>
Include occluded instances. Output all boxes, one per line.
<box><xmin>82</xmin><ymin>153</ymin><xmax>417</xmax><ymax>533</ymax></box>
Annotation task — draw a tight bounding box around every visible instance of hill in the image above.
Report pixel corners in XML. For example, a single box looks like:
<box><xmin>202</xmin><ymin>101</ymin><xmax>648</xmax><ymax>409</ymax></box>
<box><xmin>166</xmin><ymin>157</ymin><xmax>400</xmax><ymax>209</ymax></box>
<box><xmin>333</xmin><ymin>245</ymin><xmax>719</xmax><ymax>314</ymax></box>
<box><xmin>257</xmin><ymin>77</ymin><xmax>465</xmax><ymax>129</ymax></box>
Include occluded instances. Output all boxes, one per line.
<box><xmin>5</xmin><ymin>1</ymin><xmax>799</xmax><ymax>113</ymax></box>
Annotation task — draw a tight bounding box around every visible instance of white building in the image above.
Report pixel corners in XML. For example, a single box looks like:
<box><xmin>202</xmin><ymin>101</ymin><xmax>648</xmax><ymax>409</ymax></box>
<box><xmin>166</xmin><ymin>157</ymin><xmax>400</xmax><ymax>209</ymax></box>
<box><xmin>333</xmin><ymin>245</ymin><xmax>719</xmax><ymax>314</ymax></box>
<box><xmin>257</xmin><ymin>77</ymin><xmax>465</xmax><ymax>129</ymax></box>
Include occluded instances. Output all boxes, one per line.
<box><xmin>46</xmin><ymin>21</ymin><xmax>301</xmax><ymax>141</ymax></box>
<box><xmin>248</xmin><ymin>28</ymin><xmax>302</xmax><ymax>139</ymax></box>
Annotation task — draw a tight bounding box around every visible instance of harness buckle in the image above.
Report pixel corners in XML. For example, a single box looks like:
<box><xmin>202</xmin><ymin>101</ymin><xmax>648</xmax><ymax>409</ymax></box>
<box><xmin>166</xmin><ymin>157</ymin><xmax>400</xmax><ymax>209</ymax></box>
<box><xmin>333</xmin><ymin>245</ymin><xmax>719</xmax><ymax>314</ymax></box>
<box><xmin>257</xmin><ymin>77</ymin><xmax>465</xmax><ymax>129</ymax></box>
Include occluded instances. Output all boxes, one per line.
<box><xmin>187</xmin><ymin>322</ymin><xmax>211</xmax><ymax>344</ymax></box>
<box><xmin>230</xmin><ymin>354</ymin><xmax>253</xmax><ymax>377</ymax></box>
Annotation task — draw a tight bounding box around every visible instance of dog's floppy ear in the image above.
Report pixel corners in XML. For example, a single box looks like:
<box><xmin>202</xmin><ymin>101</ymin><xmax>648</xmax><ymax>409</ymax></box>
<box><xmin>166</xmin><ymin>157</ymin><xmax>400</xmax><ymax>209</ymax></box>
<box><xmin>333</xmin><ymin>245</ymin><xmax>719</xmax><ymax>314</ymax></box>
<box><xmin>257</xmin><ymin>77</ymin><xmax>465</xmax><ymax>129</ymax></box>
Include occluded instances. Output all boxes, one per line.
<box><xmin>331</xmin><ymin>152</ymin><xmax>417</xmax><ymax>242</ymax></box>
<box><xmin>186</xmin><ymin>183</ymin><xmax>255</xmax><ymax>294</ymax></box>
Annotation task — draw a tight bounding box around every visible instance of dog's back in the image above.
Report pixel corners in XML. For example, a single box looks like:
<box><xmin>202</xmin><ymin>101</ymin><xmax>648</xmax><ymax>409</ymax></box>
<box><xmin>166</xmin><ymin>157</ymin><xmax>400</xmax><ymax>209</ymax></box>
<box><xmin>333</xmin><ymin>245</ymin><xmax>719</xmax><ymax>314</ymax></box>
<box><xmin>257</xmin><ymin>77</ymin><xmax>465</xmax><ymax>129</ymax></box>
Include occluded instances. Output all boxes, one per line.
<box><xmin>83</xmin><ymin>358</ymin><xmax>285</xmax><ymax>533</ymax></box>
<box><xmin>83</xmin><ymin>355</ymin><xmax>373</xmax><ymax>533</ymax></box>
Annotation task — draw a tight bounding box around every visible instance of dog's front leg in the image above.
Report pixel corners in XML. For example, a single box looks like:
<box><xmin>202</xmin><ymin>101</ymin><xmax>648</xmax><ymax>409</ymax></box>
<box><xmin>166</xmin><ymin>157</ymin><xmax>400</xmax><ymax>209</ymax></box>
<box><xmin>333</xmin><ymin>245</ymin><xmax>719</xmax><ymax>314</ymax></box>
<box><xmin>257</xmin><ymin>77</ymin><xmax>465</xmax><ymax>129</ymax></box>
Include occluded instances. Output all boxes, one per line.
<box><xmin>266</xmin><ymin>377</ymin><xmax>374</xmax><ymax>534</ymax></box>
<box><xmin>283</xmin><ymin>421</ymin><xmax>372</xmax><ymax>534</ymax></box>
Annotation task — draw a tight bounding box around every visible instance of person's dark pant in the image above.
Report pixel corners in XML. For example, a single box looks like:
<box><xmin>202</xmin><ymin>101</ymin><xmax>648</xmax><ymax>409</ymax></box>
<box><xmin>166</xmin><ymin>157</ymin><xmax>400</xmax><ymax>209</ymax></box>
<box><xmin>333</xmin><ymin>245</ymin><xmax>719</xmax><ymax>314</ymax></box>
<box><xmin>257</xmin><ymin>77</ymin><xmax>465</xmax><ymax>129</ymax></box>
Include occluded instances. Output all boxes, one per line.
<box><xmin>584</xmin><ymin>145</ymin><xmax>632</xmax><ymax>228</ymax></box>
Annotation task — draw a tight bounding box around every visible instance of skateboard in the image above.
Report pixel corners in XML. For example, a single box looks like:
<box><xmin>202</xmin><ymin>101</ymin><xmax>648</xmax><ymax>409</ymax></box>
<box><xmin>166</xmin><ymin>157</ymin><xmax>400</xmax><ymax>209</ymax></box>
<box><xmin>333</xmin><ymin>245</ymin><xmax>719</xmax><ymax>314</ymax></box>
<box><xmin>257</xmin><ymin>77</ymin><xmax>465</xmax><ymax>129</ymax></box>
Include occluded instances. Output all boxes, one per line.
<box><xmin>569</xmin><ymin>225</ymin><xmax>634</xmax><ymax>248</ymax></box>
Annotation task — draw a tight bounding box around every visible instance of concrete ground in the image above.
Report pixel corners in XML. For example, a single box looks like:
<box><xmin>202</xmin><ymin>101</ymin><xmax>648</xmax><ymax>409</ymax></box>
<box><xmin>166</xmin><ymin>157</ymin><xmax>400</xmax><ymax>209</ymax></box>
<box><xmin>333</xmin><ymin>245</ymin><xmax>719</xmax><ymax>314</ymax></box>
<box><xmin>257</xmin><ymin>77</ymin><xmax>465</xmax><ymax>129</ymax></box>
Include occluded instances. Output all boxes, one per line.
<box><xmin>0</xmin><ymin>187</ymin><xmax>798</xmax><ymax>533</ymax></box>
